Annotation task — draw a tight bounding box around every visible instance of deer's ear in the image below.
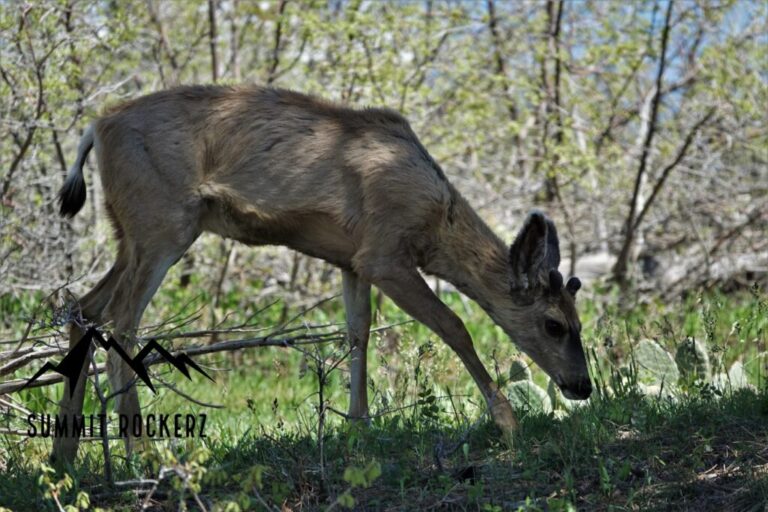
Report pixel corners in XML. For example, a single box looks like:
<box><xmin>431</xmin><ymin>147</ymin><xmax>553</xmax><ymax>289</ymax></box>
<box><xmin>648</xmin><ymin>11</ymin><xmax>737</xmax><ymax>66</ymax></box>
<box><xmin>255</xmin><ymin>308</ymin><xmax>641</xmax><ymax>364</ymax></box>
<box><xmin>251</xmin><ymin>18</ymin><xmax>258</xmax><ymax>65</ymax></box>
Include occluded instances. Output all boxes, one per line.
<box><xmin>509</xmin><ymin>211</ymin><xmax>560</xmax><ymax>291</ymax></box>
<box><xmin>566</xmin><ymin>276</ymin><xmax>581</xmax><ymax>296</ymax></box>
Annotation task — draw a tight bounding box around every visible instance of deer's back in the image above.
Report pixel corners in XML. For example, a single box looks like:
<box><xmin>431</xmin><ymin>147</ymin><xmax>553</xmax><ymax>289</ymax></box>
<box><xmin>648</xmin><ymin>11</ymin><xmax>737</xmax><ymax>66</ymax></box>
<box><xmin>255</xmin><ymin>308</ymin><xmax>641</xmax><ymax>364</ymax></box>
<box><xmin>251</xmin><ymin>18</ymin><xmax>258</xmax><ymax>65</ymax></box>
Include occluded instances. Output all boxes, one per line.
<box><xmin>94</xmin><ymin>85</ymin><xmax>454</xmax><ymax>263</ymax></box>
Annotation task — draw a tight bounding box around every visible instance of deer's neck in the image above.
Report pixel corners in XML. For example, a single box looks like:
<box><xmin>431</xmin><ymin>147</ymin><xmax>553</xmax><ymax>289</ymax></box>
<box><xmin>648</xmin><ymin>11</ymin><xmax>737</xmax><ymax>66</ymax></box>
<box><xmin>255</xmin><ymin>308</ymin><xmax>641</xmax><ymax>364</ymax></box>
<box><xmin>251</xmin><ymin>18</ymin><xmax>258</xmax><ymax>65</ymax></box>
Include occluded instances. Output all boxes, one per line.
<box><xmin>424</xmin><ymin>192</ymin><xmax>510</xmax><ymax>311</ymax></box>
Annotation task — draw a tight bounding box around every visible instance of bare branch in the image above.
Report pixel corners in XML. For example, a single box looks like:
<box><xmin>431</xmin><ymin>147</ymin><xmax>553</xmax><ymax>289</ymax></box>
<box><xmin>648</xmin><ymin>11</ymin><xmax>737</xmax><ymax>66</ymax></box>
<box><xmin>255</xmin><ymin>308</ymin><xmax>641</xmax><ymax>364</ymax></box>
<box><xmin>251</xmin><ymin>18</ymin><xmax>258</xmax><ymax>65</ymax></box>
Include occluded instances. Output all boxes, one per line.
<box><xmin>208</xmin><ymin>0</ymin><xmax>219</xmax><ymax>82</ymax></box>
<box><xmin>612</xmin><ymin>0</ymin><xmax>675</xmax><ymax>285</ymax></box>
<box><xmin>632</xmin><ymin>107</ymin><xmax>717</xmax><ymax>232</ymax></box>
<box><xmin>0</xmin><ymin>331</ymin><xmax>344</xmax><ymax>395</ymax></box>
<box><xmin>266</xmin><ymin>0</ymin><xmax>288</xmax><ymax>84</ymax></box>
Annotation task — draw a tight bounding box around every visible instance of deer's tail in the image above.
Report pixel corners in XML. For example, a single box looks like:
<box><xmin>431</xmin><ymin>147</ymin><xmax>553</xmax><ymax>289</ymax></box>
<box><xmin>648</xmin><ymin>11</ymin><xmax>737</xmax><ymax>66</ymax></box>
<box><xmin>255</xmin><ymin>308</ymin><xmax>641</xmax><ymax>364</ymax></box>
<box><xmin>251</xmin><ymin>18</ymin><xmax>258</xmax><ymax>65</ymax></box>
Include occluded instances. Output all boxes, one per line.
<box><xmin>58</xmin><ymin>123</ymin><xmax>95</xmax><ymax>218</ymax></box>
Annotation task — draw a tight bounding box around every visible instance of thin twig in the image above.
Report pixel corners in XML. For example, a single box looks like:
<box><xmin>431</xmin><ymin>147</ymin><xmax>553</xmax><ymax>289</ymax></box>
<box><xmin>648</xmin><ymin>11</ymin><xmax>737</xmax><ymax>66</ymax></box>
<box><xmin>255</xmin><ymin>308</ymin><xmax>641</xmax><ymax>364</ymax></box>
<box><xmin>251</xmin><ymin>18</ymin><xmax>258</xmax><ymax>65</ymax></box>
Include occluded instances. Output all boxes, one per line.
<box><xmin>152</xmin><ymin>374</ymin><xmax>224</xmax><ymax>409</ymax></box>
<box><xmin>632</xmin><ymin>107</ymin><xmax>716</xmax><ymax>232</ymax></box>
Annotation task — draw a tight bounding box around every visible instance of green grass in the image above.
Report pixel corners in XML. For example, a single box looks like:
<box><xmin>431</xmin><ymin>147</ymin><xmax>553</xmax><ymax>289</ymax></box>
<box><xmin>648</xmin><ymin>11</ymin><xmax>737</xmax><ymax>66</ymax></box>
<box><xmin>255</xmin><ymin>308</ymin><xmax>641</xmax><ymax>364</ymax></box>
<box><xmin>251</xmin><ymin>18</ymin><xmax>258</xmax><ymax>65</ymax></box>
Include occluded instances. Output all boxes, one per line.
<box><xmin>1</xmin><ymin>276</ymin><xmax>766</xmax><ymax>511</ymax></box>
<box><xmin>2</xmin><ymin>389</ymin><xmax>766</xmax><ymax>511</ymax></box>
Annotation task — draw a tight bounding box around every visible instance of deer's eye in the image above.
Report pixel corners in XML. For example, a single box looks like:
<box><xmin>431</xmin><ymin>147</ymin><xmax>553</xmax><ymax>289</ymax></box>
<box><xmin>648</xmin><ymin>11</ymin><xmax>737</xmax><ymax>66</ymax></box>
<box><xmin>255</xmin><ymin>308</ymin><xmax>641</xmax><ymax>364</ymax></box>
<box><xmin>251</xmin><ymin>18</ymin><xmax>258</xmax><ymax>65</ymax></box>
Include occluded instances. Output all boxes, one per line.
<box><xmin>545</xmin><ymin>319</ymin><xmax>566</xmax><ymax>337</ymax></box>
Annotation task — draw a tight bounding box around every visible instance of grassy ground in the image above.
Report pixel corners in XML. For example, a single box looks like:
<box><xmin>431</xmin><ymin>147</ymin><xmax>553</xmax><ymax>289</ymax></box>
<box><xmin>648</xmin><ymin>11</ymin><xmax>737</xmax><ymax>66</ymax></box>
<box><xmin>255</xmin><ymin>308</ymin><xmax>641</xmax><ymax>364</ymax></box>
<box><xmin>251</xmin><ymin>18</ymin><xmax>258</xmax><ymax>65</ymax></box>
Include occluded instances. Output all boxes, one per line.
<box><xmin>1</xmin><ymin>273</ymin><xmax>766</xmax><ymax>511</ymax></box>
<box><xmin>1</xmin><ymin>389</ymin><xmax>766</xmax><ymax>511</ymax></box>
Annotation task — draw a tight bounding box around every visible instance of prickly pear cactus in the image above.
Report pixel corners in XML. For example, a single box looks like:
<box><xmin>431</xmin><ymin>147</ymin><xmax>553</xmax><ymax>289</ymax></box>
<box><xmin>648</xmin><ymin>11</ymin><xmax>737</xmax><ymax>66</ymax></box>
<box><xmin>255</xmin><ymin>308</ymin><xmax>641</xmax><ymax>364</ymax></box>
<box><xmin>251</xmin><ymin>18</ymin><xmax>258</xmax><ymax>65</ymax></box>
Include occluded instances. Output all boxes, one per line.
<box><xmin>508</xmin><ymin>358</ymin><xmax>532</xmax><ymax>382</ymax></box>
<box><xmin>675</xmin><ymin>337</ymin><xmax>711</xmax><ymax>381</ymax></box>
<box><xmin>712</xmin><ymin>373</ymin><xmax>728</xmax><ymax>391</ymax></box>
<box><xmin>634</xmin><ymin>339</ymin><xmax>680</xmax><ymax>385</ymax></box>
<box><xmin>727</xmin><ymin>361</ymin><xmax>750</xmax><ymax>389</ymax></box>
<box><xmin>547</xmin><ymin>378</ymin><xmax>559</xmax><ymax>407</ymax></box>
<box><xmin>712</xmin><ymin>361</ymin><xmax>752</xmax><ymax>392</ymax></box>
<box><xmin>507</xmin><ymin>380</ymin><xmax>551</xmax><ymax>413</ymax></box>
<box><xmin>638</xmin><ymin>383</ymin><xmax>678</xmax><ymax>399</ymax></box>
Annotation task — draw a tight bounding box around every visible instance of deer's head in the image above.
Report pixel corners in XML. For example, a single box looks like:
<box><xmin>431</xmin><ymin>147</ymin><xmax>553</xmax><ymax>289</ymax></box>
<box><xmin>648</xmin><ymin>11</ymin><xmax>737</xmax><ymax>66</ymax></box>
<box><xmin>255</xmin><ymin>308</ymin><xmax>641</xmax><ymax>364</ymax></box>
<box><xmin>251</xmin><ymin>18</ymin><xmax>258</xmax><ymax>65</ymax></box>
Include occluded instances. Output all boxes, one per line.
<box><xmin>500</xmin><ymin>211</ymin><xmax>591</xmax><ymax>400</ymax></box>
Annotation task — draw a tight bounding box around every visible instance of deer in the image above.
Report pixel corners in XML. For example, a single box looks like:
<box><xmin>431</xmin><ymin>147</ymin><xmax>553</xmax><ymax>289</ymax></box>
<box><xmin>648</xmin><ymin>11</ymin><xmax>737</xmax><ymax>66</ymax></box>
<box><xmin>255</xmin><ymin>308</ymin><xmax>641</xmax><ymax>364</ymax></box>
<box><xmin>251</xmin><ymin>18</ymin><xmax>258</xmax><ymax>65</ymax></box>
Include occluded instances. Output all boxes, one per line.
<box><xmin>52</xmin><ymin>85</ymin><xmax>591</xmax><ymax>464</ymax></box>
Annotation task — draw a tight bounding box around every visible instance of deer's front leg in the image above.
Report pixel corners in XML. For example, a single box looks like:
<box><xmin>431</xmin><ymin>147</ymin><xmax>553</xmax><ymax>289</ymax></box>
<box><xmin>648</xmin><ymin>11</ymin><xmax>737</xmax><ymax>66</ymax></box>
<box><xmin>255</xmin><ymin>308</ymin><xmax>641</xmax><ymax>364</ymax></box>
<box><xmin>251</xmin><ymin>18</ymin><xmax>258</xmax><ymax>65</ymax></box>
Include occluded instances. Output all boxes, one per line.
<box><xmin>342</xmin><ymin>270</ymin><xmax>372</xmax><ymax>421</ymax></box>
<box><xmin>363</xmin><ymin>265</ymin><xmax>517</xmax><ymax>435</ymax></box>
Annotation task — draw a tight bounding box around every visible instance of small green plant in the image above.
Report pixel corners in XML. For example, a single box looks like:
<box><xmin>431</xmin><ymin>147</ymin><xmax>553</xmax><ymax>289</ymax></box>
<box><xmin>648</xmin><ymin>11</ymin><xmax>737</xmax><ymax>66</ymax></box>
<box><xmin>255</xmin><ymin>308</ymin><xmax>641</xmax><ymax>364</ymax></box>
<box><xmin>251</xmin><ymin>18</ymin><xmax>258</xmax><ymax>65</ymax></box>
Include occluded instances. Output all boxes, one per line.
<box><xmin>332</xmin><ymin>461</ymin><xmax>382</xmax><ymax>510</ymax></box>
<box><xmin>38</xmin><ymin>464</ymin><xmax>94</xmax><ymax>512</ymax></box>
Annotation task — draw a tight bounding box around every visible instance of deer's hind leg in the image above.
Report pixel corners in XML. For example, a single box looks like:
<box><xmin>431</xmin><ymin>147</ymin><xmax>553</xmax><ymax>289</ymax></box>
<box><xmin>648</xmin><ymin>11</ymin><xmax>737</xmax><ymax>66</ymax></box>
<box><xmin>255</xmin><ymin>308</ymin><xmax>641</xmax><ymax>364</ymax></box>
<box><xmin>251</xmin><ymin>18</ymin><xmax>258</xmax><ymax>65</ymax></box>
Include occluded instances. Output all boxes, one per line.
<box><xmin>102</xmin><ymin>228</ymin><xmax>198</xmax><ymax>457</ymax></box>
<box><xmin>342</xmin><ymin>270</ymin><xmax>372</xmax><ymax>421</ymax></box>
<box><xmin>52</xmin><ymin>241</ymin><xmax>132</xmax><ymax>465</ymax></box>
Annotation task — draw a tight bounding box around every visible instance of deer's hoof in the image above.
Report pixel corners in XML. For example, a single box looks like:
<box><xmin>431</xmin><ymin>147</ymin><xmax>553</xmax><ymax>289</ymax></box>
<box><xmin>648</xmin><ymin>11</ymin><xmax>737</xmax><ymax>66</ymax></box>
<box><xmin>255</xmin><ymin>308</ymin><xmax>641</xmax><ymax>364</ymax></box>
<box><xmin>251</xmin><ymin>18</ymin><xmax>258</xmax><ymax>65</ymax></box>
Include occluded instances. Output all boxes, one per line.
<box><xmin>491</xmin><ymin>400</ymin><xmax>518</xmax><ymax>435</ymax></box>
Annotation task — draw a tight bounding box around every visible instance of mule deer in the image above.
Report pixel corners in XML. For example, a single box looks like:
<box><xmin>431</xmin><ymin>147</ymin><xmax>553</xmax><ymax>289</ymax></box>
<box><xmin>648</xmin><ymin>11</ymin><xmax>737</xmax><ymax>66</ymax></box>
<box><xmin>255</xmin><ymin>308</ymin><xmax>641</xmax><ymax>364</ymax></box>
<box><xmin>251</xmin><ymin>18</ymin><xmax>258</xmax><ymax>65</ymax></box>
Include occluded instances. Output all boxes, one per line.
<box><xmin>53</xmin><ymin>85</ymin><xmax>591</xmax><ymax>464</ymax></box>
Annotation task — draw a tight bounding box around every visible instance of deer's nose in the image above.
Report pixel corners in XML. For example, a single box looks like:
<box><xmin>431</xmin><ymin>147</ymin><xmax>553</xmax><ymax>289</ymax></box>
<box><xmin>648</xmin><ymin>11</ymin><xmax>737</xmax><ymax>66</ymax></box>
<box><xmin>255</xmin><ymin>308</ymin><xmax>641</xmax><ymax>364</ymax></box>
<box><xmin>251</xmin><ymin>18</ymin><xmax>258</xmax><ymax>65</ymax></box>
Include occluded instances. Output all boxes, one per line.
<box><xmin>561</xmin><ymin>378</ymin><xmax>592</xmax><ymax>400</ymax></box>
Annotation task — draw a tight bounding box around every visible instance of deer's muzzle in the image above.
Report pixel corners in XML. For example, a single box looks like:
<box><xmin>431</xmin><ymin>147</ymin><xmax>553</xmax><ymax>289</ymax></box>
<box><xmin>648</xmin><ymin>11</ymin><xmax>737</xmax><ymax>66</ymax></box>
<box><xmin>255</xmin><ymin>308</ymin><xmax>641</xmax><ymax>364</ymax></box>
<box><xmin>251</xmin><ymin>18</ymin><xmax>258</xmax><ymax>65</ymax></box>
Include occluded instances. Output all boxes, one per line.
<box><xmin>560</xmin><ymin>377</ymin><xmax>592</xmax><ymax>400</ymax></box>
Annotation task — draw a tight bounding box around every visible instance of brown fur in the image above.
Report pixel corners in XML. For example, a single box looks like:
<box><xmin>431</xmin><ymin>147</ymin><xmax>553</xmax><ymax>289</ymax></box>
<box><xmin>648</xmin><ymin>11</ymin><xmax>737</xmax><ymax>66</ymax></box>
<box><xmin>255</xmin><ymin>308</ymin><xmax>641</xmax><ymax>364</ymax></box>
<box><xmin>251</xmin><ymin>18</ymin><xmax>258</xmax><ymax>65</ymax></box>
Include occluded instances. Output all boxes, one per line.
<box><xmin>53</xmin><ymin>85</ymin><xmax>590</xmax><ymax>464</ymax></box>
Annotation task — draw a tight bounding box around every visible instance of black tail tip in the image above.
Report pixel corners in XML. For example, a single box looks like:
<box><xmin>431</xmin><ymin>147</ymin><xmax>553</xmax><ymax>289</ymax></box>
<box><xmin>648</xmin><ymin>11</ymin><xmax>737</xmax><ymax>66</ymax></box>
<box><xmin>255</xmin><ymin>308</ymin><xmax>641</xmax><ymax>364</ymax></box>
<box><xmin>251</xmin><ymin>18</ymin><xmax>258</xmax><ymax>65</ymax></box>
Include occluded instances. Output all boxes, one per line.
<box><xmin>58</xmin><ymin>175</ymin><xmax>86</xmax><ymax>218</ymax></box>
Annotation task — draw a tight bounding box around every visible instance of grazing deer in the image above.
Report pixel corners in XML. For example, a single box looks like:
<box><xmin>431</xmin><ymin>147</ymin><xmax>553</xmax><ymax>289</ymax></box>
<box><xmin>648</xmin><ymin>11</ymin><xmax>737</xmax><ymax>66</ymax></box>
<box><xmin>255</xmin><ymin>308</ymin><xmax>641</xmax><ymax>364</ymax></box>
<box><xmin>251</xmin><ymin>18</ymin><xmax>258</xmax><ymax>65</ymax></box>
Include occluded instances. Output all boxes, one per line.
<box><xmin>53</xmin><ymin>85</ymin><xmax>591</xmax><ymax>464</ymax></box>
